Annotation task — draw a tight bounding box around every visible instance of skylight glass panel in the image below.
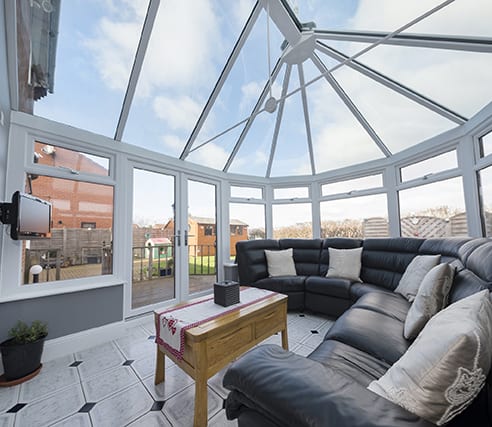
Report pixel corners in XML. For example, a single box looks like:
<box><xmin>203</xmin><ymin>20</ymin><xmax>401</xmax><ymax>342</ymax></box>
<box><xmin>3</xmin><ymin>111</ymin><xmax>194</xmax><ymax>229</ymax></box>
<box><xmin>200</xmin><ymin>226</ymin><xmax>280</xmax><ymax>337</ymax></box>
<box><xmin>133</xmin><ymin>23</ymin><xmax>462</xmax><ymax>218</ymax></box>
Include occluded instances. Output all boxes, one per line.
<box><xmin>30</xmin><ymin>0</ymin><xmax>148</xmax><ymax>137</ymax></box>
<box><xmin>289</xmin><ymin>1</ymin><xmax>442</xmax><ymax>32</ymax></box>
<box><xmin>355</xmin><ymin>45</ymin><xmax>492</xmax><ymax>118</ymax></box>
<box><xmin>409</xmin><ymin>0</ymin><xmax>491</xmax><ymax>37</ymax></box>
<box><xmin>480</xmin><ymin>131</ymin><xmax>492</xmax><ymax>158</ymax></box>
<box><xmin>270</xmin><ymin>65</ymin><xmax>312</xmax><ymax>177</ymax></box>
<box><xmin>305</xmin><ymin>66</ymin><xmax>383</xmax><ymax>173</ymax></box>
<box><xmin>187</xmin><ymin>9</ymin><xmax>284</xmax><ymax>169</ymax></box>
<box><xmin>332</xmin><ymin>63</ymin><xmax>457</xmax><ymax>153</ymax></box>
<box><xmin>123</xmin><ymin>0</ymin><xmax>255</xmax><ymax>156</ymax></box>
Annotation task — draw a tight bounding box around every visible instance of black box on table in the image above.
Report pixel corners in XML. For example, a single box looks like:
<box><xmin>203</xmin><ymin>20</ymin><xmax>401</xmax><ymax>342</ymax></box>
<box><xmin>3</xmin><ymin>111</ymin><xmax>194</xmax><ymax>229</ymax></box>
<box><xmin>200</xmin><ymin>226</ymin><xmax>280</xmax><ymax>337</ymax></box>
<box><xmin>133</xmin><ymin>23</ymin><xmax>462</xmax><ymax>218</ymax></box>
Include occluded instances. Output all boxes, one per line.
<box><xmin>214</xmin><ymin>281</ymin><xmax>240</xmax><ymax>307</ymax></box>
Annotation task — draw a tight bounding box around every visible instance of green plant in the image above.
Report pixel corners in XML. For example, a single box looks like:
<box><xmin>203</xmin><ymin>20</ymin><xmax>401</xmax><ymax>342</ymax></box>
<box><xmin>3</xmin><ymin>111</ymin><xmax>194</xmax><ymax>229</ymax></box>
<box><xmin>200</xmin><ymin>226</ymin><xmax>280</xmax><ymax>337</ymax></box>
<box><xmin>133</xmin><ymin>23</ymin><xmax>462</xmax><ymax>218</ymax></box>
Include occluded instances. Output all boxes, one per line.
<box><xmin>8</xmin><ymin>320</ymin><xmax>48</xmax><ymax>345</ymax></box>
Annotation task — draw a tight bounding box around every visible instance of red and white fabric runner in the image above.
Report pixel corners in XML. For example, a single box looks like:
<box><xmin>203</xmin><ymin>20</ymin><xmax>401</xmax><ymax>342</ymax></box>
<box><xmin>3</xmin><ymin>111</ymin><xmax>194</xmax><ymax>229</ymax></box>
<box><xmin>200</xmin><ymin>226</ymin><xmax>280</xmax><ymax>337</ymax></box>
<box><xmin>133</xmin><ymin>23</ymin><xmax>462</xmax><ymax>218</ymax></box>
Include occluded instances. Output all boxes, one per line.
<box><xmin>155</xmin><ymin>288</ymin><xmax>277</xmax><ymax>360</ymax></box>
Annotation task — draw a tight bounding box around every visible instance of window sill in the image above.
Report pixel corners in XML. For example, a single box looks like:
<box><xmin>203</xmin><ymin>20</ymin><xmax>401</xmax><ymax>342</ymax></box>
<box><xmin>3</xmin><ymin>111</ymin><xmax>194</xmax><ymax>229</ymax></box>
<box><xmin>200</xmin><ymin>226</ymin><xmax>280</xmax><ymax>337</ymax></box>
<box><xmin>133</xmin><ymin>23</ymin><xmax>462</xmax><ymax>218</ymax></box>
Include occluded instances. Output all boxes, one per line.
<box><xmin>0</xmin><ymin>277</ymin><xmax>124</xmax><ymax>303</ymax></box>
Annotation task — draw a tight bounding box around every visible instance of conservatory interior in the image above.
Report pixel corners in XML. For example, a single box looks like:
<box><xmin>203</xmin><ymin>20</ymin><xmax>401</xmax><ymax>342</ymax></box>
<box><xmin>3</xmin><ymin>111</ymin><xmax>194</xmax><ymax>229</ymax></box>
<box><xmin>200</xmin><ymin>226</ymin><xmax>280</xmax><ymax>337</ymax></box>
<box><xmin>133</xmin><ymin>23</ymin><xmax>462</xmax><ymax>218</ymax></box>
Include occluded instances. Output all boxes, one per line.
<box><xmin>0</xmin><ymin>0</ymin><xmax>492</xmax><ymax>426</ymax></box>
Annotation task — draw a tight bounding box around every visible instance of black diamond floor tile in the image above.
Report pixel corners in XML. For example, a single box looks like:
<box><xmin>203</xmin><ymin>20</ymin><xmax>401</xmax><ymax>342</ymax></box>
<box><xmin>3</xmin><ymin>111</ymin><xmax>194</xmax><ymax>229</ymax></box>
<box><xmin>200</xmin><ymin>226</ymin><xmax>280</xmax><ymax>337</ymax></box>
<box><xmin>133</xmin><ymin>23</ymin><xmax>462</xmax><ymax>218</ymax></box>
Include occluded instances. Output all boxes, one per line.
<box><xmin>7</xmin><ymin>403</ymin><xmax>27</xmax><ymax>413</ymax></box>
<box><xmin>79</xmin><ymin>402</ymin><xmax>96</xmax><ymax>413</ymax></box>
<box><xmin>69</xmin><ymin>360</ymin><xmax>83</xmax><ymax>367</ymax></box>
<box><xmin>150</xmin><ymin>401</ymin><xmax>165</xmax><ymax>411</ymax></box>
<box><xmin>148</xmin><ymin>335</ymin><xmax>156</xmax><ymax>340</ymax></box>
<box><xmin>122</xmin><ymin>360</ymin><xmax>134</xmax><ymax>366</ymax></box>
<box><xmin>299</xmin><ymin>314</ymin><xmax>305</xmax><ymax>317</ymax></box>
<box><xmin>310</xmin><ymin>330</ymin><xmax>319</xmax><ymax>334</ymax></box>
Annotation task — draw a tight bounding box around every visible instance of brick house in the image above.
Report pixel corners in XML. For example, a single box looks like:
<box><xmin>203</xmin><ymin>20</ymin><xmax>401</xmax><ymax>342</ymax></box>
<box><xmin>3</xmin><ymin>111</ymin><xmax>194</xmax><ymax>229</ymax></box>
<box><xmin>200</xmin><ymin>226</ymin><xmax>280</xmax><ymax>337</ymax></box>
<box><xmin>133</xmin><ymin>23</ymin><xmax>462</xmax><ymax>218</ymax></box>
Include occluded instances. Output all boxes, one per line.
<box><xmin>163</xmin><ymin>216</ymin><xmax>248</xmax><ymax>256</ymax></box>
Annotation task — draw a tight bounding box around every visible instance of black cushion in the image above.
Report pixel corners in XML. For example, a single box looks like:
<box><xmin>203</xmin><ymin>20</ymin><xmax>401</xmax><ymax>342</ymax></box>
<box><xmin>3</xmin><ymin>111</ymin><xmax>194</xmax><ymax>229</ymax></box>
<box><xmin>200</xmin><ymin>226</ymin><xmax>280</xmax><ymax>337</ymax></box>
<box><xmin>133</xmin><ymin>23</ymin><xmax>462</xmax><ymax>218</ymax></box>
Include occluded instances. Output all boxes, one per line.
<box><xmin>308</xmin><ymin>339</ymin><xmax>390</xmax><ymax>386</ymax></box>
<box><xmin>305</xmin><ymin>276</ymin><xmax>351</xmax><ymax>299</ymax></box>
<box><xmin>236</xmin><ymin>239</ymin><xmax>279</xmax><ymax>284</ymax></box>
<box><xmin>254</xmin><ymin>276</ymin><xmax>306</xmax><ymax>293</ymax></box>
<box><xmin>352</xmin><ymin>291</ymin><xmax>410</xmax><ymax>322</ymax></box>
<box><xmin>278</xmin><ymin>239</ymin><xmax>323</xmax><ymax>276</ymax></box>
<box><xmin>325</xmin><ymin>307</ymin><xmax>410</xmax><ymax>365</ymax></box>
<box><xmin>350</xmin><ymin>282</ymin><xmax>393</xmax><ymax>301</ymax></box>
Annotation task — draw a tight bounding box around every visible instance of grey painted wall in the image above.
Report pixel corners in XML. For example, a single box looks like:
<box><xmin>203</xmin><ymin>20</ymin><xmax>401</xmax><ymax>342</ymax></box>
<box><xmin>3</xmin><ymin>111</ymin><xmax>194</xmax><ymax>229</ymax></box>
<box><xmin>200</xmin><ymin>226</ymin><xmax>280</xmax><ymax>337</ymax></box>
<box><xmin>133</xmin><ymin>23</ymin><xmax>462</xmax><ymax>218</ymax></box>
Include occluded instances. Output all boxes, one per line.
<box><xmin>0</xmin><ymin>285</ymin><xmax>124</xmax><ymax>342</ymax></box>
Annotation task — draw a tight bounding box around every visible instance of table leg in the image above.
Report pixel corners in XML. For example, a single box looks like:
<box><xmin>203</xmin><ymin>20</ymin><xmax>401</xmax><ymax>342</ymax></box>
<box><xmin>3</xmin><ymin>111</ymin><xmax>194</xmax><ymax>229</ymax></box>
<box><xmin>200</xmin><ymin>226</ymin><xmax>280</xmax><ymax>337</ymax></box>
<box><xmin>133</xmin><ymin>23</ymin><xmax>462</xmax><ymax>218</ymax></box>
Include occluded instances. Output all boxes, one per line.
<box><xmin>194</xmin><ymin>342</ymin><xmax>208</xmax><ymax>426</ymax></box>
<box><xmin>281</xmin><ymin>325</ymin><xmax>289</xmax><ymax>350</ymax></box>
<box><xmin>155</xmin><ymin>346</ymin><xmax>165</xmax><ymax>385</ymax></box>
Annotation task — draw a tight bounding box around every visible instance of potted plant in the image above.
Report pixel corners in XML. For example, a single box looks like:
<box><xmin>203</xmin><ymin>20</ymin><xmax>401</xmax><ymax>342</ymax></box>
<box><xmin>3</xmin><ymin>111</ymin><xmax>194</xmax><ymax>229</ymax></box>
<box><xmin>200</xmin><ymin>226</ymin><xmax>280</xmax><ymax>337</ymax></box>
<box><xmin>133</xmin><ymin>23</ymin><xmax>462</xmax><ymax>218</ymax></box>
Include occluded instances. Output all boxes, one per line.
<box><xmin>0</xmin><ymin>320</ymin><xmax>48</xmax><ymax>381</ymax></box>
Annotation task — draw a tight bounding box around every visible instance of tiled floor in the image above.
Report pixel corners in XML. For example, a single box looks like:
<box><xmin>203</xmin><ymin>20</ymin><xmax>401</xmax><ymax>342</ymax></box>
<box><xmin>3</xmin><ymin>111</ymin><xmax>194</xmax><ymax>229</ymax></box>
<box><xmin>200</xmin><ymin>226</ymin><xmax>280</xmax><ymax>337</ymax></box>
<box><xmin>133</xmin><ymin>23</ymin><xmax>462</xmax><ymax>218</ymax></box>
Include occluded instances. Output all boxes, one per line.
<box><xmin>0</xmin><ymin>312</ymin><xmax>334</xmax><ymax>427</ymax></box>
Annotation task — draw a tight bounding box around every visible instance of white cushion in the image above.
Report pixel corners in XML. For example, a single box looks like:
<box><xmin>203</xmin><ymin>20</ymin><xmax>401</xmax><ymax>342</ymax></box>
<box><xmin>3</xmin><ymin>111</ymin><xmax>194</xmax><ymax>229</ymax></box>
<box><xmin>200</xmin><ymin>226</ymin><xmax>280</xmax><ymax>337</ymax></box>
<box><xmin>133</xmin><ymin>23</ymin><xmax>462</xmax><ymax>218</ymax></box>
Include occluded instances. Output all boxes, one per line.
<box><xmin>326</xmin><ymin>247</ymin><xmax>362</xmax><ymax>282</ymax></box>
<box><xmin>264</xmin><ymin>248</ymin><xmax>297</xmax><ymax>277</ymax></box>
<box><xmin>403</xmin><ymin>263</ymin><xmax>454</xmax><ymax>340</ymax></box>
<box><xmin>395</xmin><ymin>255</ymin><xmax>441</xmax><ymax>302</ymax></box>
<box><xmin>368</xmin><ymin>290</ymin><xmax>492</xmax><ymax>425</ymax></box>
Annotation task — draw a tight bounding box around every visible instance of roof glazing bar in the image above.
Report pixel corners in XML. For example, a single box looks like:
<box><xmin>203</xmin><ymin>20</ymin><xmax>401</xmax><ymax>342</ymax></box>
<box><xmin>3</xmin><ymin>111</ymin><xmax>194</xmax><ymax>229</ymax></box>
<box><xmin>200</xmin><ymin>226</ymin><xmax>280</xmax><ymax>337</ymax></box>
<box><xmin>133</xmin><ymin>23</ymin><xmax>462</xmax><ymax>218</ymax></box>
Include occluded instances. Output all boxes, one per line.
<box><xmin>223</xmin><ymin>58</ymin><xmax>284</xmax><ymax>172</ymax></box>
<box><xmin>311</xmin><ymin>53</ymin><xmax>391</xmax><ymax>158</ymax></box>
<box><xmin>314</xmin><ymin>30</ymin><xmax>492</xmax><ymax>53</ymax></box>
<box><xmin>266</xmin><ymin>64</ymin><xmax>293</xmax><ymax>177</ymax></box>
<box><xmin>180</xmin><ymin>2</ymin><xmax>262</xmax><ymax>160</ymax></box>
<box><xmin>297</xmin><ymin>63</ymin><xmax>316</xmax><ymax>175</ymax></box>
<box><xmin>114</xmin><ymin>0</ymin><xmax>160</xmax><ymax>141</ymax></box>
<box><xmin>315</xmin><ymin>41</ymin><xmax>467</xmax><ymax>125</ymax></box>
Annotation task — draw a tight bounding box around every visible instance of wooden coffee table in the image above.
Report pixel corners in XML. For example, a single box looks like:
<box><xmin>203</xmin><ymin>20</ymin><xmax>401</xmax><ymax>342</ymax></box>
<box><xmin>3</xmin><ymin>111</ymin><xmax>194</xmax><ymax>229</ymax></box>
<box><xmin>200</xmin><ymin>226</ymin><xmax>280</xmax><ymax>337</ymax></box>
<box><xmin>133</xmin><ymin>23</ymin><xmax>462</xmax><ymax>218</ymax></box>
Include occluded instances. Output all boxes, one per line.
<box><xmin>154</xmin><ymin>290</ymin><xmax>288</xmax><ymax>427</ymax></box>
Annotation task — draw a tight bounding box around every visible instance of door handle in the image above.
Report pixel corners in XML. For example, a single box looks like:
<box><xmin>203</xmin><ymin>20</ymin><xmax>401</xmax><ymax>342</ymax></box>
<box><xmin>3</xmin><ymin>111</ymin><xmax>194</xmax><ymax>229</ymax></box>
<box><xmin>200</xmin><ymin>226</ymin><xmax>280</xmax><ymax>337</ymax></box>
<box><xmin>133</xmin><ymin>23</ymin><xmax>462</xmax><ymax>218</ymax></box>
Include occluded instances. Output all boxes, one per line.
<box><xmin>174</xmin><ymin>231</ymin><xmax>181</xmax><ymax>246</ymax></box>
<box><xmin>185</xmin><ymin>230</ymin><xmax>188</xmax><ymax>246</ymax></box>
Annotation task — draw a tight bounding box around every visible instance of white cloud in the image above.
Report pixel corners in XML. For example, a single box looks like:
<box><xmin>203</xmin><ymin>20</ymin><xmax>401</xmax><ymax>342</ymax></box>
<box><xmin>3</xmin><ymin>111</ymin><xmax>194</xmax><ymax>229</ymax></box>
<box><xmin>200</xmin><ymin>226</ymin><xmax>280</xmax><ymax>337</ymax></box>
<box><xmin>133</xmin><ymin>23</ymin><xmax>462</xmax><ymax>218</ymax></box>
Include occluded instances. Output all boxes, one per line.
<box><xmin>187</xmin><ymin>142</ymin><xmax>230</xmax><ymax>170</ymax></box>
<box><xmin>153</xmin><ymin>95</ymin><xmax>202</xmax><ymax>132</ymax></box>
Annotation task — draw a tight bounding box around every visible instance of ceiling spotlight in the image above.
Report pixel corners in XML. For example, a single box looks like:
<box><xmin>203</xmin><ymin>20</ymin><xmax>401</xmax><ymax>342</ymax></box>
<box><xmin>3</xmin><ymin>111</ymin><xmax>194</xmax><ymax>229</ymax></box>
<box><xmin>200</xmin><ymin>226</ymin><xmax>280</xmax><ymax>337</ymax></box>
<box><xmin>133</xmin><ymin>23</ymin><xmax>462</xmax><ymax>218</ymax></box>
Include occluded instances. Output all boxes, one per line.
<box><xmin>264</xmin><ymin>97</ymin><xmax>278</xmax><ymax>114</ymax></box>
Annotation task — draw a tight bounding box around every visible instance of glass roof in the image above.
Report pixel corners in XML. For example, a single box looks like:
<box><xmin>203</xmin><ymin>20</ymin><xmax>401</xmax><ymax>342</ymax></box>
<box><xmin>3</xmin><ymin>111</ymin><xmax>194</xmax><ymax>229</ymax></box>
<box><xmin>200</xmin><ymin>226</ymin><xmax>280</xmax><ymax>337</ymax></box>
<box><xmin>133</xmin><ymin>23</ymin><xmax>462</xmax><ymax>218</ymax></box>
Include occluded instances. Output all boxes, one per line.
<box><xmin>18</xmin><ymin>0</ymin><xmax>492</xmax><ymax>177</ymax></box>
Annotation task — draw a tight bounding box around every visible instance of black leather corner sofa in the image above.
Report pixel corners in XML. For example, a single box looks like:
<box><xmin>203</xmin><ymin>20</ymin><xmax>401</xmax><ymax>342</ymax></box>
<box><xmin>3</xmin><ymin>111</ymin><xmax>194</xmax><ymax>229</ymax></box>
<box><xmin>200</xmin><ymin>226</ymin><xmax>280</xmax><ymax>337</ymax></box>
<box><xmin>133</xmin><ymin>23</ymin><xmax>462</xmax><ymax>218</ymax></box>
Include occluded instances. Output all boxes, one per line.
<box><xmin>223</xmin><ymin>237</ymin><xmax>492</xmax><ymax>427</ymax></box>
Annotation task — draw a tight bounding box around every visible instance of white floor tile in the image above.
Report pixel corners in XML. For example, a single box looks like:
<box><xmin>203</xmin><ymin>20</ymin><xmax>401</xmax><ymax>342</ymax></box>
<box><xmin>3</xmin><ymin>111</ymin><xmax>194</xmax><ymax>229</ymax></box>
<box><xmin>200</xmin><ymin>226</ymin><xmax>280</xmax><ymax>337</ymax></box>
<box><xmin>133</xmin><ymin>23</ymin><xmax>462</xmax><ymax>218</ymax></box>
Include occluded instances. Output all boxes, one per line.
<box><xmin>131</xmin><ymin>353</ymin><xmax>157</xmax><ymax>380</ymax></box>
<box><xmin>50</xmin><ymin>413</ymin><xmax>91</xmax><ymax>427</ymax></box>
<box><xmin>82</xmin><ymin>365</ymin><xmax>140</xmax><ymax>402</ymax></box>
<box><xmin>163</xmin><ymin>384</ymin><xmax>222</xmax><ymax>427</ymax></box>
<box><xmin>0</xmin><ymin>385</ymin><xmax>20</xmax><ymax>413</ymax></box>
<box><xmin>76</xmin><ymin>342</ymin><xmax>126</xmax><ymax>381</ymax></box>
<box><xmin>127</xmin><ymin>411</ymin><xmax>172</xmax><ymax>427</ymax></box>
<box><xmin>19</xmin><ymin>361</ymin><xmax>79</xmax><ymax>402</ymax></box>
<box><xmin>209</xmin><ymin>409</ymin><xmax>239</xmax><ymax>427</ymax></box>
<box><xmin>291</xmin><ymin>343</ymin><xmax>314</xmax><ymax>357</ymax></box>
<box><xmin>14</xmin><ymin>383</ymin><xmax>85</xmax><ymax>427</ymax></box>
<box><xmin>90</xmin><ymin>382</ymin><xmax>153</xmax><ymax>427</ymax></box>
<box><xmin>0</xmin><ymin>414</ymin><xmax>15</xmax><ymax>427</ymax></box>
<box><xmin>142</xmin><ymin>365</ymin><xmax>194</xmax><ymax>401</ymax></box>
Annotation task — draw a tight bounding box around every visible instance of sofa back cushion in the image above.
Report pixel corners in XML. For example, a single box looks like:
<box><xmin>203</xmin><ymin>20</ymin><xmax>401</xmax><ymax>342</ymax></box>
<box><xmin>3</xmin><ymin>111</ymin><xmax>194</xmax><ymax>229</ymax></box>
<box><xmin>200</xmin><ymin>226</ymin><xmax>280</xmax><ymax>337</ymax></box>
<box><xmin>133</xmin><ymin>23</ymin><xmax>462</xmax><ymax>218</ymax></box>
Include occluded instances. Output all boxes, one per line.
<box><xmin>279</xmin><ymin>239</ymin><xmax>323</xmax><ymax>276</ymax></box>
<box><xmin>320</xmin><ymin>238</ymin><xmax>362</xmax><ymax>276</ymax></box>
<box><xmin>360</xmin><ymin>238</ymin><xmax>425</xmax><ymax>290</ymax></box>
<box><xmin>236</xmin><ymin>239</ymin><xmax>279</xmax><ymax>284</ymax></box>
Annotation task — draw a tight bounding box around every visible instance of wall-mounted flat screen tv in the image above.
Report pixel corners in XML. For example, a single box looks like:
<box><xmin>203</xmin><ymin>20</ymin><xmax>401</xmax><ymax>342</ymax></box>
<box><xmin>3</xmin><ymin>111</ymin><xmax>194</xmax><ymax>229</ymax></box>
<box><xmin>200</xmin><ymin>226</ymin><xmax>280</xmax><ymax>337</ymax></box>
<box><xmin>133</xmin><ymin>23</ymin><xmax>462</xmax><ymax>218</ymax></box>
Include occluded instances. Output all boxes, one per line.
<box><xmin>10</xmin><ymin>191</ymin><xmax>51</xmax><ymax>240</ymax></box>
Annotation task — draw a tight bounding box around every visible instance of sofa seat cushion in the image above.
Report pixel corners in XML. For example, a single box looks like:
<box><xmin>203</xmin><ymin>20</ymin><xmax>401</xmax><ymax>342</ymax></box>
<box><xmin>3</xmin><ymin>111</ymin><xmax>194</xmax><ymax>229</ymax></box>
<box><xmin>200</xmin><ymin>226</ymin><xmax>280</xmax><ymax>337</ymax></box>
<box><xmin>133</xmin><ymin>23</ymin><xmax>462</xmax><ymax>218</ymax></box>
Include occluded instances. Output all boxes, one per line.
<box><xmin>325</xmin><ymin>307</ymin><xmax>410</xmax><ymax>365</ymax></box>
<box><xmin>308</xmin><ymin>339</ymin><xmax>390</xmax><ymax>386</ymax></box>
<box><xmin>353</xmin><ymin>292</ymin><xmax>411</xmax><ymax>322</ymax></box>
<box><xmin>305</xmin><ymin>276</ymin><xmax>351</xmax><ymax>299</ymax></box>
<box><xmin>254</xmin><ymin>276</ymin><xmax>306</xmax><ymax>293</ymax></box>
<box><xmin>350</xmin><ymin>282</ymin><xmax>394</xmax><ymax>301</ymax></box>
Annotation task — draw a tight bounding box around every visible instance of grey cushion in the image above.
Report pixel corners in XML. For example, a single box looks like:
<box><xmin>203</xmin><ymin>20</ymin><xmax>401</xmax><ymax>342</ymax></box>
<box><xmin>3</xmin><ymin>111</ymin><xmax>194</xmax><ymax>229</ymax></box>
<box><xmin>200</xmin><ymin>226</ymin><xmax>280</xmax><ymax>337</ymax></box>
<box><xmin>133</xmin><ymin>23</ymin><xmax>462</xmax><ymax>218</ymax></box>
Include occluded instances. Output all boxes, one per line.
<box><xmin>404</xmin><ymin>263</ymin><xmax>455</xmax><ymax>340</ymax></box>
<box><xmin>326</xmin><ymin>247</ymin><xmax>363</xmax><ymax>282</ymax></box>
<box><xmin>368</xmin><ymin>290</ymin><xmax>492</xmax><ymax>425</ymax></box>
<box><xmin>394</xmin><ymin>255</ymin><xmax>441</xmax><ymax>302</ymax></box>
<box><xmin>264</xmin><ymin>248</ymin><xmax>296</xmax><ymax>277</ymax></box>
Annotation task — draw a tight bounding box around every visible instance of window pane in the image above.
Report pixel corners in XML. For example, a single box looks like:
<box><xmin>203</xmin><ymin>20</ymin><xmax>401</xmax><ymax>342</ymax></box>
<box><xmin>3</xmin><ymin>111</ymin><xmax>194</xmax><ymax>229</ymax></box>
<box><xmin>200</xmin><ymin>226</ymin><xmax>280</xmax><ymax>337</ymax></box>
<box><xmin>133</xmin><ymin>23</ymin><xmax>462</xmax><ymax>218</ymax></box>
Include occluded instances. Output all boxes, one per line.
<box><xmin>132</xmin><ymin>169</ymin><xmax>175</xmax><ymax>309</ymax></box>
<box><xmin>480</xmin><ymin>131</ymin><xmax>492</xmax><ymax>158</ymax></box>
<box><xmin>400</xmin><ymin>151</ymin><xmax>457</xmax><ymax>182</ymax></box>
<box><xmin>26</xmin><ymin>1</ymin><xmax>148</xmax><ymax>137</ymax></box>
<box><xmin>230</xmin><ymin>186</ymin><xmax>263</xmax><ymax>199</ymax></box>
<box><xmin>320</xmin><ymin>194</ymin><xmax>388</xmax><ymax>238</ymax></box>
<box><xmin>479</xmin><ymin>166</ymin><xmax>492</xmax><ymax>236</ymax></box>
<box><xmin>274</xmin><ymin>187</ymin><xmax>309</xmax><ymax>199</ymax></box>
<box><xmin>229</xmin><ymin>203</ymin><xmax>265</xmax><ymax>258</ymax></box>
<box><xmin>272</xmin><ymin>203</ymin><xmax>312</xmax><ymax>238</ymax></box>
<box><xmin>23</xmin><ymin>176</ymin><xmax>113</xmax><ymax>284</ymax></box>
<box><xmin>34</xmin><ymin>142</ymin><xmax>109</xmax><ymax>176</ymax></box>
<box><xmin>322</xmin><ymin>174</ymin><xmax>382</xmax><ymax>196</ymax></box>
<box><xmin>399</xmin><ymin>177</ymin><xmax>467</xmax><ymax>237</ymax></box>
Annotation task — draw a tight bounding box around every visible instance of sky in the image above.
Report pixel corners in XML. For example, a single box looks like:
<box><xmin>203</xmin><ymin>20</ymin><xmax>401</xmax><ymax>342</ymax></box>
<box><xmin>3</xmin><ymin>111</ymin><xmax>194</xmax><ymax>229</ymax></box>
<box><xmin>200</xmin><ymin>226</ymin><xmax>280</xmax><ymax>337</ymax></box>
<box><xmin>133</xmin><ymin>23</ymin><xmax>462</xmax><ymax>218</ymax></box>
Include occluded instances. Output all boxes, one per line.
<box><xmin>30</xmin><ymin>0</ymin><xmax>492</xmax><ymax>227</ymax></box>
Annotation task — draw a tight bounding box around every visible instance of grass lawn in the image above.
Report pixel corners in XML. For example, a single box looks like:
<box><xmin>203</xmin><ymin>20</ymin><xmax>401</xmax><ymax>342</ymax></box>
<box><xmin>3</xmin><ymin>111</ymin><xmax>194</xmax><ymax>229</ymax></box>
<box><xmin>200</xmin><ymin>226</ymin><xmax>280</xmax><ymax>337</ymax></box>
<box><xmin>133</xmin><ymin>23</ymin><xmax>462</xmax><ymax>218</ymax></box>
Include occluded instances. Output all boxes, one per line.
<box><xmin>139</xmin><ymin>256</ymin><xmax>216</xmax><ymax>276</ymax></box>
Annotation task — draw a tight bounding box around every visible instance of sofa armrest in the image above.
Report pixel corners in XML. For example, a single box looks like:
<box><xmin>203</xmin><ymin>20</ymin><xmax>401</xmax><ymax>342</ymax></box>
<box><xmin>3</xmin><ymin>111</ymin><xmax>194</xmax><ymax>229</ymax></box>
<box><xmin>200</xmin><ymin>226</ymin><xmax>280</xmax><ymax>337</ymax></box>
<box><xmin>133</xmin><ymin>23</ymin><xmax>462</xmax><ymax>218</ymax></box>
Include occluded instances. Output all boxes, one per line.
<box><xmin>223</xmin><ymin>344</ymin><xmax>434</xmax><ymax>427</ymax></box>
